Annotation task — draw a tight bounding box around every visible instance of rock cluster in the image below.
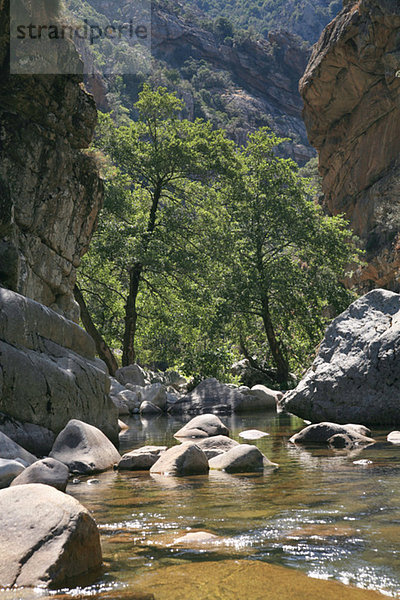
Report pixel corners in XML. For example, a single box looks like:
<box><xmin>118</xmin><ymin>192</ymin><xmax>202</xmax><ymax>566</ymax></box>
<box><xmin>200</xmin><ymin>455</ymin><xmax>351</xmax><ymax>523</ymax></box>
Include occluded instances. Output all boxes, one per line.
<box><xmin>300</xmin><ymin>0</ymin><xmax>400</xmax><ymax>290</ymax></box>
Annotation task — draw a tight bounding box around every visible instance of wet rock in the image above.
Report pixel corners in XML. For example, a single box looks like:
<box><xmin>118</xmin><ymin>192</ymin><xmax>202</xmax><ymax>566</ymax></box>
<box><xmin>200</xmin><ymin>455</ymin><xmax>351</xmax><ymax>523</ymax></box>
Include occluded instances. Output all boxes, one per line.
<box><xmin>289</xmin><ymin>422</ymin><xmax>375</xmax><ymax>446</ymax></box>
<box><xmin>50</xmin><ymin>419</ymin><xmax>121</xmax><ymax>474</ymax></box>
<box><xmin>150</xmin><ymin>442</ymin><xmax>209</xmax><ymax>476</ymax></box>
<box><xmin>0</xmin><ymin>431</ymin><xmax>37</xmax><ymax>465</ymax></box>
<box><xmin>118</xmin><ymin>446</ymin><xmax>167</xmax><ymax>470</ymax></box>
<box><xmin>194</xmin><ymin>435</ymin><xmax>239</xmax><ymax>459</ymax></box>
<box><xmin>11</xmin><ymin>458</ymin><xmax>69</xmax><ymax>492</ymax></box>
<box><xmin>209</xmin><ymin>444</ymin><xmax>278</xmax><ymax>473</ymax></box>
<box><xmin>239</xmin><ymin>429</ymin><xmax>270</xmax><ymax>440</ymax></box>
<box><xmin>174</xmin><ymin>414</ymin><xmax>229</xmax><ymax>439</ymax></box>
<box><xmin>0</xmin><ymin>459</ymin><xmax>25</xmax><ymax>489</ymax></box>
<box><xmin>387</xmin><ymin>431</ymin><xmax>400</xmax><ymax>444</ymax></box>
<box><xmin>116</xmin><ymin>364</ymin><xmax>146</xmax><ymax>387</ymax></box>
<box><xmin>328</xmin><ymin>434</ymin><xmax>354</xmax><ymax>449</ymax></box>
<box><xmin>174</xmin><ymin>531</ymin><xmax>219</xmax><ymax>545</ymax></box>
<box><xmin>0</xmin><ymin>483</ymin><xmax>102</xmax><ymax>588</ymax></box>
<box><xmin>279</xmin><ymin>290</ymin><xmax>400</xmax><ymax>426</ymax></box>
<box><xmin>140</xmin><ymin>401</ymin><xmax>164</xmax><ymax>415</ymax></box>
<box><xmin>118</xmin><ymin>419</ymin><xmax>129</xmax><ymax>431</ymax></box>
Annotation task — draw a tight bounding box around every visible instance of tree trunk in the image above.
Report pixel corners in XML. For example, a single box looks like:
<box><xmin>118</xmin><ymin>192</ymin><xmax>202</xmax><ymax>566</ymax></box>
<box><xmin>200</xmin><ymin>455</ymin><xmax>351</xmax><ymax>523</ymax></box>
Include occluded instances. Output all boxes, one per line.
<box><xmin>74</xmin><ymin>285</ymin><xmax>119</xmax><ymax>376</ymax></box>
<box><xmin>122</xmin><ymin>262</ymin><xmax>142</xmax><ymax>366</ymax></box>
<box><xmin>260</xmin><ymin>295</ymin><xmax>289</xmax><ymax>384</ymax></box>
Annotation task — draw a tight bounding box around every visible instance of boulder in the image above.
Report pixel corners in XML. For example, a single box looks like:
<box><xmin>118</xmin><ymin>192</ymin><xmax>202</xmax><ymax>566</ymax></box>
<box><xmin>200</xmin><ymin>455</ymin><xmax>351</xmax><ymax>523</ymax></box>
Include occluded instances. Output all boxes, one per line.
<box><xmin>174</xmin><ymin>414</ymin><xmax>229</xmax><ymax>439</ymax></box>
<box><xmin>169</xmin><ymin>378</ymin><xmax>250</xmax><ymax>415</ymax></box>
<box><xmin>0</xmin><ymin>412</ymin><xmax>55</xmax><ymax>456</ymax></box>
<box><xmin>0</xmin><ymin>484</ymin><xmax>102</xmax><ymax>587</ymax></box>
<box><xmin>0</xmin><ymin>431</ymin><xmax>37</xmax><ymax>465</ymax></box>
<box><xmin>50</xmin><ymin>419</ymin><xmax>121</xmax><ymax>474</ymax></box>
<box><xmin>289</xmin><ymin>423</ymin><xmax>375</xmax><ymax>446</ymax></box>
<box><xmin>141</xmin><ymin>383</ymin><xmax>167</xmax><ymax>410</ymax></box>
<box><xmin>194</xmin><ymin>435</ymin><xmax>239</xmax><ymax>459</ymax></box>
<box><xmin>11</xmin><ymin>458</ymin><xmax>69</xmax><ymax>492</ymax></box>
<box><xmin>110</xmin><ymin>394</ymin><xmax>130</xmax><ymax>416</ymax></box>
<box><xmin>150</xmin><ymin>442</ymin><xmax>209</xmax><ymax>476</ymax></box>
<box><xmin>387</xmin><ymin>431</ymin><xmax>400</xmax><ymax>444</ymax></box>
<box><xmin>209</xmin><ymin>444</ymin><xmax>278</xmax><ymax>473</ymax></box>
<box><xmin>249</xmin><ymin>385</ymin><xmax>282</xmax><ymax>407</ymax></box>
<box><xmin>115</xmin><ymin>364</ymin><xmax>146</xmax><ymax>387</ymax></box>
<box><xmin>0</xmin><ymin>459</ymin><xmax>25</xmax><ymax>489</ymax></box>
<box><xmin>118</xmin><ymin>446</ymin><xmax>167</xmax><ymax>470</ymax></box>
<box><xmin>110</xmin><ymin>377</ymin><xmax>125</xmax><ymax>395</ymax></box>
<box><xmin>279</xmin><ymin>290</ymin><xmax>400</xmax><ymax>426</ymax></box>
<box><xmin>140</xmin><ymin>401</ymin><xmax>164</xmax><ymax>415</ymax></box>
<box><xmin>0</xmin><ymin>289</ymin><xmax>118</xmax><ymax>444</ymax></box>
<box><xmin>118</xmin><ymin>389</ymin><xmax>142</xmax><ymax>412</ymax></box>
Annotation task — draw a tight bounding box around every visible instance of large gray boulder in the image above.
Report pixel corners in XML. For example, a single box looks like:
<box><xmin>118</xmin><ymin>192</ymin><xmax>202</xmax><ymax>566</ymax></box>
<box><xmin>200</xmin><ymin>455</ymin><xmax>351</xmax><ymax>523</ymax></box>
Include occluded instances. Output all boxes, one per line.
<box><xmin>174</xmin><ymin>414</ymin><xmax>229</xmax><ymax>439</ymax></box>
<box><xmin>0</xmin><ymin>484</ymin><xmax>102</xmax><ymax>588</ymax></box>
<box><xmin>209</xmin><ymin>444</ymin><xmax>278</xmax><ymax>473</ymax></box>
<box><xmin>0</xmin><ymin>431</ymin><xmax>37</xmax><ymax>465</ymax></box>
<box><xmin>11</xmin><ymin>458</ymin><xmax>69</xmax><ymax>492</ymax></box>
<box><xmin>0</xmin><ymin>459</ymin><xmax>25</xmax><ymax>489</ymax></box>
<box><xmin>141</xmin><ymin>383</ymin><xmax>167</xmax><ymax>410</ymax></box>
<box><xmin>279</xmin><ymin>290</ymin><xmax>400</xmax><ymax>425</ymax></box>
<box><xmin>118</xmin><ymin>446</ymin><xmax>167</xmax><ymax>470</ymax></box>
<box><xmin>0</xmin><ymin>412</ymin><xmax>55</xmax><ymax>456</ymax></box>
<box><xmin>115</xmin><ymin>364</ymin><xmax>146</xmax><ymax>387</ymax></box>
<box><xmin>150</xmin><ymin>442</ymin><xmax>209</xmax><ymax>476</ymax></box>
<box><xmin>0</xmin><ymin>289</ymin><xmax>118</xmax><ymax>444</ymax></box>
<box><xmin>50</xmin><ymin>419</ymin><xmax>121</xmax><ymax>474</ymax></box>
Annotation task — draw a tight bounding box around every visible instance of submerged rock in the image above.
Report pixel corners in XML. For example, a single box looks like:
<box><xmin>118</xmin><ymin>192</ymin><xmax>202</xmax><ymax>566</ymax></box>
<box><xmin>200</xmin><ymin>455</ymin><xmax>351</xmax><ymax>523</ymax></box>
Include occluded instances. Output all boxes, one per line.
<box><xmin>289</xmin><ymin>422</ymin><xmax>374</xmax><ymax>446</ymax></box>
<box><xmin>118</xmin><ymin>446</ymin><xmax>167</xmax><ymax>470</ymax></box>
<box><xmin>194</xmin><ymin>435</ymin><xmax>239</xmax><ymax>459</ymax></box>
<box><xmin>11</xmin><ymin>457</ymin><xmax>69</xmax><ymax>492</ymax></box>
<box><xmin>150</xmin><ymin>442</ymin><xmax>209</xmax><ymax>476</ymax></box>
<box><xmin>174</xmin><ymin>414</ymin><xmax>229</xmax><ymax>439</ymax></box>
<box><xmin>208</xmin><ymin>444</ymin><xmax>278</xmax><ymax>473</ymax></box>
<box><xmin>0</xmin><ymin>483</ymin><xmax>102</xmax><ymax>588</ymax></box>
<box><xmin>50</xmin><ymin>419</ymin><xmax>121</xmax><ymax>474</ymax></box>
<box><xmin>279</xmin><ymin>290</ymin><xmax>400</xmax><ymax>426</ymax></box>
<box><xmin>239</xmin><ymin>429</ymin><xmax>270</xmax><ymax>440</ymax></box>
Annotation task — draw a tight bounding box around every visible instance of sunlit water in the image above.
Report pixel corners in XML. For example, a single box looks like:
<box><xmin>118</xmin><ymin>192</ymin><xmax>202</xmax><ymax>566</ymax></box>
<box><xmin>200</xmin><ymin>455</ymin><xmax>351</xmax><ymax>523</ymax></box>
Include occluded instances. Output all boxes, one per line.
<box><xmin>2</xmin><ymin>411</ymin><xmax>400</xmax><ymax>599</ymax></box>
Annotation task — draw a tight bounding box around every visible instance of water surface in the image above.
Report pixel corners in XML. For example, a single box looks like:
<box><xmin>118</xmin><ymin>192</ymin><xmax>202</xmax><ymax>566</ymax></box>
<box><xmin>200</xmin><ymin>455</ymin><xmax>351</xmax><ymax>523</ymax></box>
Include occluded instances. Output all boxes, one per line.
<box><xmin>2</xmin><ymin>411</ymin><xmax>400</xmax><ymax>599</ymax></box>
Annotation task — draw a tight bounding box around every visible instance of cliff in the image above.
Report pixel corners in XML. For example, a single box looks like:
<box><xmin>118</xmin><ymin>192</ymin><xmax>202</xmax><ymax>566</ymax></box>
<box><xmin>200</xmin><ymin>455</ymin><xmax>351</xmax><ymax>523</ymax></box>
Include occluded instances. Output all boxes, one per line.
<box><xmin>300</xmin><ymin>0</ymin><xmax>400</xmax><ymax>290</ymax></box>
<box><xmin>0</xmin><ymin>0</ymin><xmax>118</xmax><ymax>446</ymax></box>
<box><xmin>0</xmin><ymin>0</ymin><xmax>103</xmax><ymax>322</ymax></box>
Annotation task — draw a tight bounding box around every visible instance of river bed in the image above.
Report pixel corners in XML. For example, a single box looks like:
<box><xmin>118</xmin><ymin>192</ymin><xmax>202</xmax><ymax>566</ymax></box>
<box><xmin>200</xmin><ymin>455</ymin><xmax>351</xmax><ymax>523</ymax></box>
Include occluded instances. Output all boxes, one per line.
<box><xmin>2</xmin><ymin>411</ymin><xmax>400</xmax><ymax>599</ymax></box>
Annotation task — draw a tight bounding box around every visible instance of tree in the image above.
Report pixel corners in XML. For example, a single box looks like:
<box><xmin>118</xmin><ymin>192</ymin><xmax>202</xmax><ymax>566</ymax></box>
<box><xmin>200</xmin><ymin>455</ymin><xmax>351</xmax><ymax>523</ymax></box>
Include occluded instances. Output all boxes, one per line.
<box><xmin>82</xmin><ymin>85</ymin><xmax>238</xmax><ymax>367</ymax></box>
<box><xmin>220</xmin><ymin>129</ymin><xmax>361</xmax><ymax>384</ymax></box>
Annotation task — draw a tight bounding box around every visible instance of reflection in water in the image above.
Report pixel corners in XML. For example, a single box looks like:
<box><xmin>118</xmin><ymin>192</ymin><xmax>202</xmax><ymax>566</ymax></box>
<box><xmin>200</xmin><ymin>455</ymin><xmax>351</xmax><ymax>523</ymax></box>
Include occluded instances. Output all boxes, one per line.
<box><xmin>2</xmin><ymin>411</ymin><xmax>400</xmax><ymax>599</ymax></box>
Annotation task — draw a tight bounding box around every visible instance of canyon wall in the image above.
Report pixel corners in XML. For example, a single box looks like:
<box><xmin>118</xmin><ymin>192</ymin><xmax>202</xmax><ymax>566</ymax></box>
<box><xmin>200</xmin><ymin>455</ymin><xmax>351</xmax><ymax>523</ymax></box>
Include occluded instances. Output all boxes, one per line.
<box><xmin>300</xmin><ymin>0</ymin><xmax>400</xmax><ymax>290</ymax></box>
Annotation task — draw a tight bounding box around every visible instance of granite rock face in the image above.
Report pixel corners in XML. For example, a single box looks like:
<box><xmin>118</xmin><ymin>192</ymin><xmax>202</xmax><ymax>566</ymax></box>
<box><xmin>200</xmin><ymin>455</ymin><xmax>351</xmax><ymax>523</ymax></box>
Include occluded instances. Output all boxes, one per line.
<box><xmin>0</xmin><ymin>289</ymin><xmax>118</xmax><ymax>443</ymax></box>
<box><xmin>0</xmin><ymin>0</ymin><xmax>102</xmax><ymax>320</ymax></box>
<box><xmin>279</xmin><ymin>290</ymin><xmax>400</xmax><ymax>425</ymax></box>
<box><xmin>300</xmin><ymin>0</ymin><xmax>400</xmax><ymax>290</ymax></box>
<box><xmin>0</xmin><ymin>483</ymin><xmax>102</xmax><ymax>588</ymax></box>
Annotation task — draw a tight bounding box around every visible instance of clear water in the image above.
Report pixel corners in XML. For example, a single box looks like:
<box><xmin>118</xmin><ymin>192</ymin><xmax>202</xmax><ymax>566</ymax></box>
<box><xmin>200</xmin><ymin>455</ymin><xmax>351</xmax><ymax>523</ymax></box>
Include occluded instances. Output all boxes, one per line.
<box><xmin>2</xmin><ymin>411</ymin><xmax>400</xmax><ymax>599</ymax></box>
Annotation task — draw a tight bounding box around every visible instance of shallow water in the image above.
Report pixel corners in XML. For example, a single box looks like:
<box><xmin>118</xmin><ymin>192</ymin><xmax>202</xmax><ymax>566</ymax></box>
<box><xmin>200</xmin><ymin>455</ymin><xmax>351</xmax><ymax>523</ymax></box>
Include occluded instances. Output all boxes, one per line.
<box><xmin>3</xmin><ymin>411</ymin><xmax>400</xmax><ymax>599</ymax></box>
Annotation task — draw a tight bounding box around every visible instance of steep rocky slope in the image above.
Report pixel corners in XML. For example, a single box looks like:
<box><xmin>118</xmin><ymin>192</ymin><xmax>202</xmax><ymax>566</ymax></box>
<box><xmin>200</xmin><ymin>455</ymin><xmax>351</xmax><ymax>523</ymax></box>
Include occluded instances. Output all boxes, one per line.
<box><xmin>0</xmin><ymin>0</ymin><xmax>118</xmax><ymax>445</ymax></box>
<box><xmin>300</xmin><ymin>0</ymin><xmax>400</xmax><ymax>290</ymax></box>
<box><xmin>0</xmin><ymin>0</ymin><xmax>103</xmax><ymax>322</ymax></box>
